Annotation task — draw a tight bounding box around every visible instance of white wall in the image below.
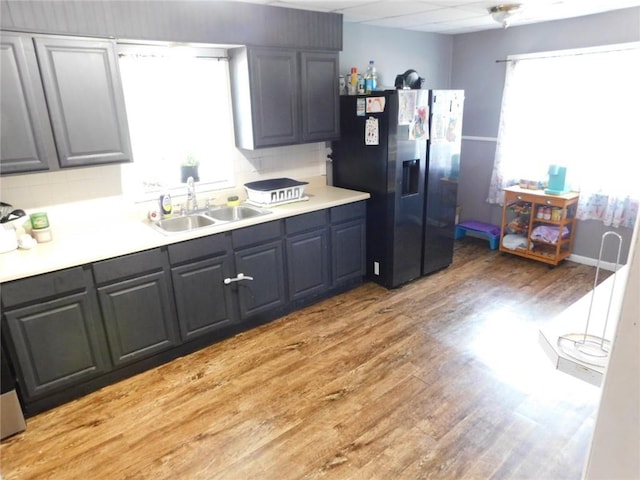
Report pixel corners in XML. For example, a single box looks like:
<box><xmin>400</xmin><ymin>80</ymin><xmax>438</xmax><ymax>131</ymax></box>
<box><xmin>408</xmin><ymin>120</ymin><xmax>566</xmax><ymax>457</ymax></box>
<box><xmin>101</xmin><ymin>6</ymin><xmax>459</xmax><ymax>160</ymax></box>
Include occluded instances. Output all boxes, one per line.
<box><xmin>584</xmin><ymin>218</ymin><xmax>640</xmax><ymax>479</ymax></box>
<box><xmin>0</xmin><ymin>143</ymin><xmax>328</xmax><ymax>211</ymax></box>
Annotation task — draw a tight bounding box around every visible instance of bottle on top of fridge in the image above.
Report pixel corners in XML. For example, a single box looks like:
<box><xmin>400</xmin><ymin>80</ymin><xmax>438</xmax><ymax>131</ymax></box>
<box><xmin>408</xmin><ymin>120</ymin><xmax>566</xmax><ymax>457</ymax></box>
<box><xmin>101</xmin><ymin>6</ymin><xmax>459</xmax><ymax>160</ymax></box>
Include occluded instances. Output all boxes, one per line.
<box><xmin>364</xmin><ymin>60</ymin><xmax>377</xmax><ymax>93</ymax></box>
<box><xmin>350</xmin><ymin>67</ymin><xmax>358</xmax><ymax>86</ymax></box>
<box><xmin>357</xmin><ymin>74</ymin><xmax>365</xmax><ymax>94</ymax></box>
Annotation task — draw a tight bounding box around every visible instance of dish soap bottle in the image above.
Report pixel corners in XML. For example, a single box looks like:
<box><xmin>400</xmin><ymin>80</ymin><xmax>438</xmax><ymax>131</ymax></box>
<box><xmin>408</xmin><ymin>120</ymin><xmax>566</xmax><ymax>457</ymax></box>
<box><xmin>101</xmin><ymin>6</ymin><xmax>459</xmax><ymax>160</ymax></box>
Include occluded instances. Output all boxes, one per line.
<box><xmin>159</xmin><ymin>193</ymin><xmax>172</xmax><ymax>216</ymax></box>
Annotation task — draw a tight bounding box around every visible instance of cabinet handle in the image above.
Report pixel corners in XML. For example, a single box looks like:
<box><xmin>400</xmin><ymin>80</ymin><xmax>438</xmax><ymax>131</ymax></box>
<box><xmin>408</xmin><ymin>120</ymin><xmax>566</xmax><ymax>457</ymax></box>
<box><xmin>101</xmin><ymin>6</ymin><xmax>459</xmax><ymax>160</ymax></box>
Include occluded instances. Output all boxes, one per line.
<box><xmin>546</xmin><ymin>200</ymin><xmax>552</xmax><ymax>205</ymax></box>
<box><xmin>224</xmin><ymin>273</ymin><xmax>254</xmax><ymax>284</ymax></box>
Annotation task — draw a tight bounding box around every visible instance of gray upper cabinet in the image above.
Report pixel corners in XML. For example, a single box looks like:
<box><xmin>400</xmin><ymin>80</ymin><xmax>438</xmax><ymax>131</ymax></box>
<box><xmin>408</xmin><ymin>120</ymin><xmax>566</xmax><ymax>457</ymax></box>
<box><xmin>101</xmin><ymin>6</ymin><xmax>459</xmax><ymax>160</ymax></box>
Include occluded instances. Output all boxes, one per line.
<box><xmin>33</xmin><ymin>36</ymin><xmax>132</xmax><ymax>168</ymax></box>
<box><xmin>230</xmin><ymin>46</ymin><xmax>339</xmax><ymax>150</ymax></box>
<box><xmin>230</xmin><ymin>47</ymin><xmax>299</xmax><ymax>149</ymax></box>
<box><xmin>0</xmin><ymin>32</ymin><xmax>132</xmax><ymax>175</ymax></box>
<box><xmin>300</xmin><ymin>51</ymin><xmax>339</xmax><ymax>143</ymax></box>
<box><xmin>0</xmin><ymin>33</ymin><xmax>57</xmax><ymax>174</ymax></box>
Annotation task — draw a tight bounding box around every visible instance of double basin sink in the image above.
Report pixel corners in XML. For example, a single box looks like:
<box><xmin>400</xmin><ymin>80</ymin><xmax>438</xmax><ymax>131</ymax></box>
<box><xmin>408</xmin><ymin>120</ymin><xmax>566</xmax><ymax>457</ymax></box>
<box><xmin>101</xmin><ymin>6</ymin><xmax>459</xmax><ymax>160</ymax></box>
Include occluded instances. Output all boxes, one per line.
<box><xmin>150</xmin><ymin>205</ymin><xmax>271</xmax><ymax>234</ymax></box>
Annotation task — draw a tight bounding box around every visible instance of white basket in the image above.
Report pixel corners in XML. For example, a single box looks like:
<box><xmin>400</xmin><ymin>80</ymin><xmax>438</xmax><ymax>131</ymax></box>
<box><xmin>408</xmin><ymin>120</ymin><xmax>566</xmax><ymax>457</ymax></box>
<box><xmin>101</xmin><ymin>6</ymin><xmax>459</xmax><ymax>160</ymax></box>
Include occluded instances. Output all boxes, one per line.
<box><xmin>244</xmin><ymin>178</ymin><xmax>308</xmax><ymax>206</ymax></box>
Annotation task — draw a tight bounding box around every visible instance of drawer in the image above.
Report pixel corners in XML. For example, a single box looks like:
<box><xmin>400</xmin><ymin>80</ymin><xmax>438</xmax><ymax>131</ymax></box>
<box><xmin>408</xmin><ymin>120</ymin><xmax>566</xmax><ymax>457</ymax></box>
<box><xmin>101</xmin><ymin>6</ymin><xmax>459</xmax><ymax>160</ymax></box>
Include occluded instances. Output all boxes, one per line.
<box><xmin>330</xmin><ymin>201</ymin><xmax>366</xmax><ymax>224</ymax></box>
<box><xmin>1</xmin><ymin>267</ymin><xmax>88</xmax><ymax>308</ymax></box>
<box><xmin>285</xmin><ymin>210</ymin><xmax>328</xmax><ymax>235</ymax></box>
<box><xmin>168</xmin><ymin>233</ymin><xmax>231</xmax><ymax>265</ymax></box>
<box><xmin>534</xmin><ymin>196</ymin><xmax>568</xmax><ymax>208</ymax></box>
<box><xmin>93</xmin><ymin>248</ymin><xmax>165</xmax><ymax>284</ymax></box>
<box><xmin>232</xmin><ymin>220</ymin><xmax>283</xmax><ymax>249</ymax></box>
<box><xmin>504</xmin><ymin>189</ymin><xmax>572</xmax><ymax>209</ymax></box>
<box><xmin>505</xmin><ymin>190</ymin><xmax>538</xmax><ymax>204</ymax></box>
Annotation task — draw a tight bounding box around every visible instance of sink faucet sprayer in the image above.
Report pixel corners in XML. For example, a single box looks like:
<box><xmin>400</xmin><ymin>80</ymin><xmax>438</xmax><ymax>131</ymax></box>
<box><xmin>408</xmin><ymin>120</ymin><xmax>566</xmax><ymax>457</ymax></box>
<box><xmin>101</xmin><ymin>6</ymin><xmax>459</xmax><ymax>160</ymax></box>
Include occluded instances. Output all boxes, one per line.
<box><xmin>186</xmin><ymin>176</ymin><xmax>198</xmax><ymax>212</ymax></box>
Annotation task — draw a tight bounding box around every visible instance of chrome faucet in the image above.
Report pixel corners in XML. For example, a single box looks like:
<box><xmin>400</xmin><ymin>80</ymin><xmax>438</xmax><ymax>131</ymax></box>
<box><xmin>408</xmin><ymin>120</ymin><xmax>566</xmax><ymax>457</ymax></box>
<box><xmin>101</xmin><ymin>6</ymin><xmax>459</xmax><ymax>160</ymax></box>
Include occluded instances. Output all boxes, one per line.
<box><xmin>186</xmin><ymin>176</ymin><xmax>198</xmax><ymax>212</ymax></box>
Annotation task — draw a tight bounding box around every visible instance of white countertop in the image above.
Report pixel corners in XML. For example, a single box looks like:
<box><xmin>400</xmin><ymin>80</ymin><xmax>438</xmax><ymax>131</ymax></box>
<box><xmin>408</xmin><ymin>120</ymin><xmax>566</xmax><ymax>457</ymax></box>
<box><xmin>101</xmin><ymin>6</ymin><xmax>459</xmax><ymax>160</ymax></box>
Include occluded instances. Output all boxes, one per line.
<box><xmin>538</xmin><ymin>264</ymin><xmax>628</xmax><ymax>386</ymax></box>
<box><xmin>0</xmin><ymin>183</ymin><xmax>369</xmax><ymax>284</ymax></box>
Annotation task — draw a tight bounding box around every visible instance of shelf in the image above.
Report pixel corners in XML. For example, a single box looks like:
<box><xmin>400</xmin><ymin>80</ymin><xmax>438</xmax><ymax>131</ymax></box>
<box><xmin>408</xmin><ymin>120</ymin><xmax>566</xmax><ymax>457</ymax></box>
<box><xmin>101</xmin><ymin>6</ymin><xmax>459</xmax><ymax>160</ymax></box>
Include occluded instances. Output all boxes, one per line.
<box><xmin>500</xmin><ymin>186</ymin><xmax>579</xmax><ymax>266</ymax></box>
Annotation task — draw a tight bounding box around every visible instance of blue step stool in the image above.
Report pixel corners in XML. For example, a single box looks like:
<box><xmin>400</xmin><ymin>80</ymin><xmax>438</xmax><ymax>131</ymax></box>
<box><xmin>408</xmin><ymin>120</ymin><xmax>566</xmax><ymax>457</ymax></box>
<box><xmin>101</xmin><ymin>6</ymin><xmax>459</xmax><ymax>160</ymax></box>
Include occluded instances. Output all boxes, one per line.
<box><xmin>454</xmin><ymin>220</ymin><xmax>501</xmax><ymax>250</ymax></box>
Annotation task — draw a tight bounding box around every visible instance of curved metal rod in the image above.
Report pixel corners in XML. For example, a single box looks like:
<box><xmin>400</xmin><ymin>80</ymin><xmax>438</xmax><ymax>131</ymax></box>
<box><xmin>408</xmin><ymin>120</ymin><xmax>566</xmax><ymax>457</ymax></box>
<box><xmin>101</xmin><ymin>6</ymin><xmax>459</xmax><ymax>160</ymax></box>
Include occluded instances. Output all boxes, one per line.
<box><xmin>582</xmin><ymin>231</ymin><xmax>623</xmax><ymax>350</ymax></box>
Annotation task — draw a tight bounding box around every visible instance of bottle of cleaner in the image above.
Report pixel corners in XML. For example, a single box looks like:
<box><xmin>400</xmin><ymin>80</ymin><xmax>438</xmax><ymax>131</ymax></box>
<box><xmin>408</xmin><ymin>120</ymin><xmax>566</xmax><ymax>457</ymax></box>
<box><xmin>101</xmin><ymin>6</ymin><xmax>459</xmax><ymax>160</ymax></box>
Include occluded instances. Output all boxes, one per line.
<box><xmin>159</xmin><ymin>193</ymin><xmax>172</xmax><ymax>216</ymax></box>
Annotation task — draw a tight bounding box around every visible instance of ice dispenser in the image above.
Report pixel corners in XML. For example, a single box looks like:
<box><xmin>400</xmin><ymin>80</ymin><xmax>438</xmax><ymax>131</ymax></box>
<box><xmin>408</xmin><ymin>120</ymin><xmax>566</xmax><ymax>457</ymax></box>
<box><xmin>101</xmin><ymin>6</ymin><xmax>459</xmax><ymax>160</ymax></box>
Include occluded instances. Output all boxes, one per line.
<box><xmin>545</xmin><ymin>165</ymin><xmax>569</xmax><ymax>195</ymax></box>
<box><xmin>401</xmin><ymin>159</ymin><xmax>420</xmax><ymax>196</ymax></box>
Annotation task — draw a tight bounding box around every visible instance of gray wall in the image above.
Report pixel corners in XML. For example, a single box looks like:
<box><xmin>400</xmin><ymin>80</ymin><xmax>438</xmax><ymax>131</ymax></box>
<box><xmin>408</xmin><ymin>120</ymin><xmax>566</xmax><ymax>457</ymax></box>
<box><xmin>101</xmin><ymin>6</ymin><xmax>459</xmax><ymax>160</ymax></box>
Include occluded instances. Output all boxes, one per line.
<box><xmin>341</xmin><ymin>23</ymin><xmax>453</xmax><ymax>89</ymax></box>
<box><xmin>0</xmin><ymin>0</ymin><xmax>342</xmax><ymax>50</ymax></box>
<box><xmin>452</xmin><ymin>7</ymin><xmax>640</xmax><ymax>264</ymax></box>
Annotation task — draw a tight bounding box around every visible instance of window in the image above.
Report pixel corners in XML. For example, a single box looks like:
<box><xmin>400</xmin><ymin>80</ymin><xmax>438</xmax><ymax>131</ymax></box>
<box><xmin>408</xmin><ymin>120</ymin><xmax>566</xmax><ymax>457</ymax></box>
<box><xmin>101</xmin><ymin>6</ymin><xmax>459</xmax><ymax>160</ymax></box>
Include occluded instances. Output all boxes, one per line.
<box><xmin>488</xmin><ymin>43</ymin><xmax>640</xmax><ymax>229</ymax></box>
<box><xmin>118</xmin><ymin>44</ymin><xmax>235</xmax><ymax>198</ymax></box>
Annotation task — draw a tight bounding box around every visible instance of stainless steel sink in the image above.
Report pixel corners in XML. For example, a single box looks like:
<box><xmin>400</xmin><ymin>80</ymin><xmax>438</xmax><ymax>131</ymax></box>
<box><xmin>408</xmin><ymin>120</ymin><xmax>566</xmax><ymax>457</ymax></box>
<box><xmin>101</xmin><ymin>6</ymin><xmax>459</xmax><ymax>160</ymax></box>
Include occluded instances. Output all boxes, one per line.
<box><xmin>152</xmin><ymin>214</ymin><xmax>216</xmax><ymax>233</ymax></box>
<box><xmin>149</xmin><ymin>205</ymin><xmax>271</xmax><ymax>234</ymax></box>
<box><xmin>205</xmin><ymin>205</ymin><xmax>271</xmax><ymax>222</ymax></box>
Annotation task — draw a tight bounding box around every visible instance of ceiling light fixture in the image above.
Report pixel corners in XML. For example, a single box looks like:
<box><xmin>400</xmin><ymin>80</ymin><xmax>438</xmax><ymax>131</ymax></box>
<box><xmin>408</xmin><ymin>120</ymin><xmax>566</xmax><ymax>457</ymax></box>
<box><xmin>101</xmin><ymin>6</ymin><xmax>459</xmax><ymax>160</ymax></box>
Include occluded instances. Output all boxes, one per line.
<box><xmin>489</xmin><ymin>4</ymin><xmax>523</xmax><ymax>28</ymax></box>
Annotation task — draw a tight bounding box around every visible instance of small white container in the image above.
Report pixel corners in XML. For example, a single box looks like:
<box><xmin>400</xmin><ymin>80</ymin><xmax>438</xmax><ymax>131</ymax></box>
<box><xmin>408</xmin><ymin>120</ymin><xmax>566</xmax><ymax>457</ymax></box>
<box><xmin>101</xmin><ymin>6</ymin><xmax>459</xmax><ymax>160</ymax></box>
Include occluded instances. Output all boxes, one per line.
<box><xmin>0</xmin><ymin>225</ymin><xmax>18</xmax><ymax>253</ymax></box>
<box><xmin>32</xmin><ymin>227</ymin><xmax>53</xmax><ymax>243</ymax></box>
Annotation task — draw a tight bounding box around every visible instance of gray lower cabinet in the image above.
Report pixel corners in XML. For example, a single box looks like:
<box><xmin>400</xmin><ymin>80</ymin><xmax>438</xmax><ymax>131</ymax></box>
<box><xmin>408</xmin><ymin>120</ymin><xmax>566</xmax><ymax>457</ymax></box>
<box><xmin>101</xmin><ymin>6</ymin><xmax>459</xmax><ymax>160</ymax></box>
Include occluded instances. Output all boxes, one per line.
<box><xmin>168</xmin><ymin>234</ymin><xmax>239</xmax><ymax>341</ymax></box>
<box><xmin>93</xmin><ymin>249</ymin><xmax>179</xmax><ymax>367</ymax></box>
<box><xmin>285</xmin><ymin>210</ymin><xmax>330</xmax><ymax>302</ymax></box>
<box><xmin>232</xmin><ymin>221</ymin><xmax>287</xmax><ymax>320</ymax></box>
<box><xmin>0</xmin><ymin>33</ymin><xmax>57</xmax><ymax>174</ymax></box>
<box><xmin>331</xmin><ymin>202</ymin><xmax>367</xmax><ymax>286</ymax></box>
<box><xmin>0</xmin><ymin>202</ymin><xmax>366</xmax><ymax>414</ymax></box>
<box><xmin>0</xmin><ymin>32</ymin><xmax>132</xmax><ymax>174</ymax></box>
<box><xmin>0</xmin><ymin>267</ymin><xmax>111</xmax><ymax>401</ymax></box>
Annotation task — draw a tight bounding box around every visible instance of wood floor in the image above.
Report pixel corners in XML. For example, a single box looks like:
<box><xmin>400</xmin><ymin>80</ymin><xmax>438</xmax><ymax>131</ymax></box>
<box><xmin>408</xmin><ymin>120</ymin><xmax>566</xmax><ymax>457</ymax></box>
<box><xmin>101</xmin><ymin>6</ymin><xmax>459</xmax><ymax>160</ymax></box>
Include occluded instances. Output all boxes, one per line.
<box><xmin>1</xmin><ymin>239</ymin><xmax>608</xmax><ymax>480</ymax></box>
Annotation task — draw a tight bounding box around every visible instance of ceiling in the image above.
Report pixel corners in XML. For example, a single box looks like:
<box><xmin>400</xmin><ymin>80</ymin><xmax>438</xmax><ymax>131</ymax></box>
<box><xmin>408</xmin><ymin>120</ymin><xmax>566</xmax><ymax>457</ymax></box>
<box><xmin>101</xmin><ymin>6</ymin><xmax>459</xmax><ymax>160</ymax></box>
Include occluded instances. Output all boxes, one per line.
<box><xmin>236</xmin><ymin>0</ymin><xmax>640</xmax><ymax>34</ymax></box>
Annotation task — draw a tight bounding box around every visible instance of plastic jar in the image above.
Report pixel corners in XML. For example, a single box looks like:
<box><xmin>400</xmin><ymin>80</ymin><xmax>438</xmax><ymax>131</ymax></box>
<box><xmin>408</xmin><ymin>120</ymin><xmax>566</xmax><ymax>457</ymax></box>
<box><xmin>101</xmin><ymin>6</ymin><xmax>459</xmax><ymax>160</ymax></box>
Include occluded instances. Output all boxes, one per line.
<box><xmin>30</xmin><ymin>212</ymin><xmax>49</xmax><ymax>230</ymax></box>
<box><xmin>32</xmin><ymin>227</ymin><xmax>53</xmax><ymax>243</ymax></box>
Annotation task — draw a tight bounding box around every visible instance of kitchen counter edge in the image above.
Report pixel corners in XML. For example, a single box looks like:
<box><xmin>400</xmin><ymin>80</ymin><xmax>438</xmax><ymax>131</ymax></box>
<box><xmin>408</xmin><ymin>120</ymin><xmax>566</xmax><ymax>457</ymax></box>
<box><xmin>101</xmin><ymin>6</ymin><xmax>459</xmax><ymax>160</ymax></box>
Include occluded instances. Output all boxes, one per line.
<box><xmin>0</xmin><ymin>185</ymin><xmax>370</xmax><ymax>284</ymax></box>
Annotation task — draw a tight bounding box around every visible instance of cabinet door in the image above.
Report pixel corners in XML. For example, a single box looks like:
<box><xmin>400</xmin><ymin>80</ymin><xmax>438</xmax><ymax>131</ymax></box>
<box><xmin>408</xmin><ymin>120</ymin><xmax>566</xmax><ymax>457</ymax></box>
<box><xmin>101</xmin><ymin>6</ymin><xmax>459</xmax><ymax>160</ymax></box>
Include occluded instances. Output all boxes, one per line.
<box><xmin>97</xmin><ymin>272</ymin><xmax>179</xmax><ymax>367</ymax></box>
<box><xmin>3</xmin><ymin>292</ymin><xmax>110</xmax><ymax>400</ymax></box>
<box><xmin>286</xmin><ymin>229</ymin><xmax>330</xmax><ymax>302</ymax></box>
<box><xmin>0</xmin><ymin>33</ymin><xmax>57</xmax><ymax>174</ymax></box>
<box><xmin>300</xmin><ymin>51</ymin><xmax>339</xmax><ymax>142</ymax></box>
<box><xmin>233</xmin><ymin>240</ymin><xmax>287</xmax><ymax>320</ymax></box>
<box><xmin>332</xmin><ymin>219</ymin><xmax>366</xmax><ymax>285</ymax></box>
<box><xmin>33</xmin><ymin>36</ymin><xmax>132</xmax><ymax>167</ymax></box>
<box><xmin>248</xmin><ymin>48</ymin><xmax>299</xmax><ymax>147</ymax></box>
<box><xmin>172</xmin><ymin>255</ymin><xmax>239</xmax><ymax>341</ymax></box>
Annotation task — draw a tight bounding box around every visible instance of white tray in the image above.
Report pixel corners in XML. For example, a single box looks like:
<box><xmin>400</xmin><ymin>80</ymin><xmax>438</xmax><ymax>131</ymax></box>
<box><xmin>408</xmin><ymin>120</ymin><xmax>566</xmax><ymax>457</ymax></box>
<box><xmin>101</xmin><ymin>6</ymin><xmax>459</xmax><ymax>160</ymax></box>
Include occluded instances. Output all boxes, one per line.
<box><xmin>244</xmin><ymin>178</ymin><xmax>308</xmax><ymax>206</ymax></box>
<box><xmin>245</xmin><ymin>196</ymin><xmax>310</xmax><ymax>208</ymax></box>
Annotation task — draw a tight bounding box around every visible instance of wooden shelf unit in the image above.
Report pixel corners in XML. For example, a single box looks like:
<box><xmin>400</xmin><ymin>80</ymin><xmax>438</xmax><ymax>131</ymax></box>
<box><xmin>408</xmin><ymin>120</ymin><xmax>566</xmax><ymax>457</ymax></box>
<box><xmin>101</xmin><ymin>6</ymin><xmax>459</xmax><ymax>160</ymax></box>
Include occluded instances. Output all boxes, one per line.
<box><xmin>500</xmin><ymin>186</ymin><xmax>579</xmax><ymax>266</ymax></box>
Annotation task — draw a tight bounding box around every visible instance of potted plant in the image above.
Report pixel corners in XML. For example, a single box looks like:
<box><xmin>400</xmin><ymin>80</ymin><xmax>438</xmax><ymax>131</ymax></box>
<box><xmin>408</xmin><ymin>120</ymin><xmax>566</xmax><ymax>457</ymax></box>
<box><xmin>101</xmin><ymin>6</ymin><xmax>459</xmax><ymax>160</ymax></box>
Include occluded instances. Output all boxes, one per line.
<box><xmin>180</xmin><ymin>154</ymin><xmax>200</xmax><ymax>183</ymax></box>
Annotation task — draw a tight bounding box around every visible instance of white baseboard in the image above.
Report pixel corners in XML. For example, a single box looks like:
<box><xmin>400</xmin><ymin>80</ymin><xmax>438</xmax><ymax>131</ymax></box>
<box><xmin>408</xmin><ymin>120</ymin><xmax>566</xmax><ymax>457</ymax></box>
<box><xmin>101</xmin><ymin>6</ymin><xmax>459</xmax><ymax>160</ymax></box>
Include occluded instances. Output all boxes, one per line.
<box><xmin>568</xmin><ymin>254</ymin><xmax>621</xmax><ymax>272</ymax></box>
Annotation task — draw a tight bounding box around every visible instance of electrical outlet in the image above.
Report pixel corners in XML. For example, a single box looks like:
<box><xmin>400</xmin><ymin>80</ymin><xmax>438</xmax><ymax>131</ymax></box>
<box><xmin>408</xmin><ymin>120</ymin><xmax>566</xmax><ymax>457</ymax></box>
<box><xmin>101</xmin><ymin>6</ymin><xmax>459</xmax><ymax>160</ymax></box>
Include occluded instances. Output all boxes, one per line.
<box><xmin>374</xmin><ymin>261</ymin><xmax>379</xmax><ymax>276</ymax></box>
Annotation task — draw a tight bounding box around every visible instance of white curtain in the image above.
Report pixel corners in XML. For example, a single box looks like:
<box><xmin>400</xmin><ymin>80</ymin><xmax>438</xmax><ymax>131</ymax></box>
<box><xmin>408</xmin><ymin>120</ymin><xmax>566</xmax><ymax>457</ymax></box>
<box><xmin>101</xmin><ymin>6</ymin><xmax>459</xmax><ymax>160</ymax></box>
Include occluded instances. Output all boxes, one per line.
<box><xmin>488</xmin><ymin>44</ymin><xmax>640</xmax><ymax>229</ymax></box>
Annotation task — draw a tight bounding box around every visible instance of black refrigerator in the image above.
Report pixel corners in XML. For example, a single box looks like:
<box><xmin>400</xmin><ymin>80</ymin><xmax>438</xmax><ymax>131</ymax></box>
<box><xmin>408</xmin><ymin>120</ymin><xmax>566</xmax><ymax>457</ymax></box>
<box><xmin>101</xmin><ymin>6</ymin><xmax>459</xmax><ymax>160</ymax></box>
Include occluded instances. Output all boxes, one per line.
<box><xmin>331</xmin><ymin>89</ymin><xmax>464</xmax><ymax>289</ymax></box>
